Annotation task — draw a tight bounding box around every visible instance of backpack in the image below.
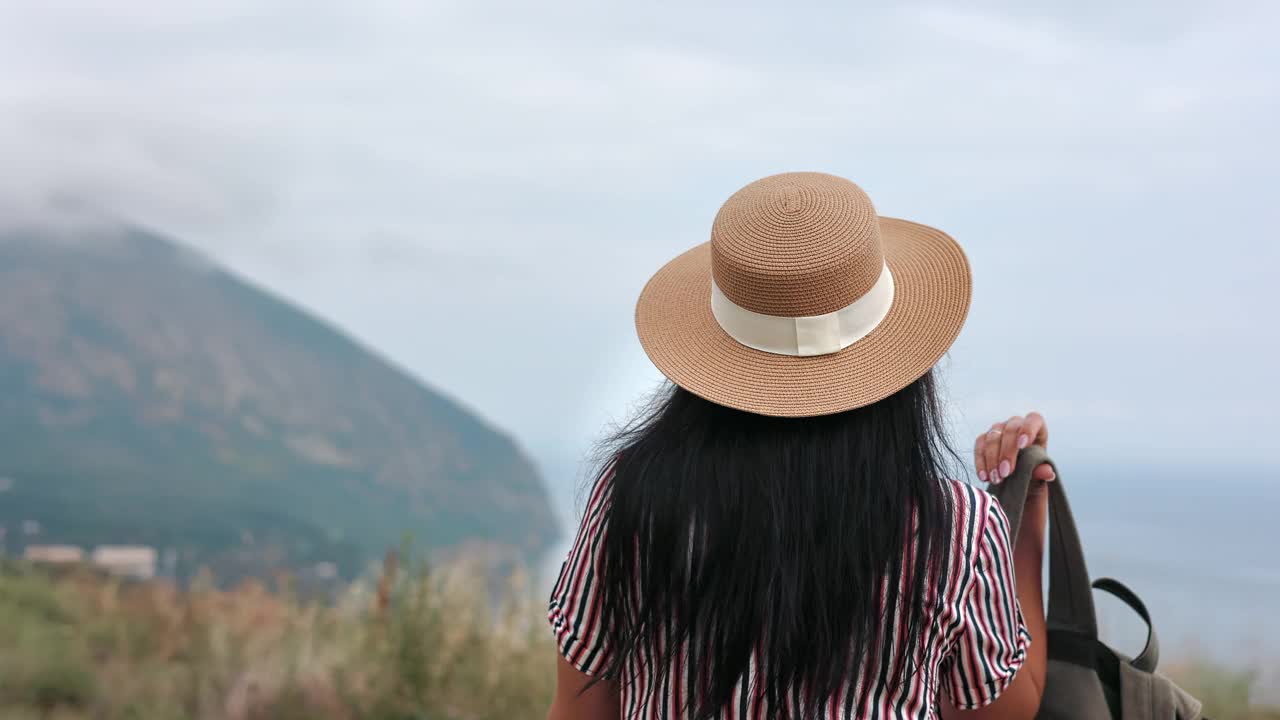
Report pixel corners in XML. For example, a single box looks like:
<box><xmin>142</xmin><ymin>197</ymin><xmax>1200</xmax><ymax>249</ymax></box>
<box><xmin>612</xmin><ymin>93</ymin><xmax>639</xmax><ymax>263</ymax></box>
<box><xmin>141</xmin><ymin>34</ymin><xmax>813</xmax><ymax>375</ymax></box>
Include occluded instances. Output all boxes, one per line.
<box><xmin>989</xmin><ymin>446</ymin><xmax>1205</xmax><ymax>720</ymax></box>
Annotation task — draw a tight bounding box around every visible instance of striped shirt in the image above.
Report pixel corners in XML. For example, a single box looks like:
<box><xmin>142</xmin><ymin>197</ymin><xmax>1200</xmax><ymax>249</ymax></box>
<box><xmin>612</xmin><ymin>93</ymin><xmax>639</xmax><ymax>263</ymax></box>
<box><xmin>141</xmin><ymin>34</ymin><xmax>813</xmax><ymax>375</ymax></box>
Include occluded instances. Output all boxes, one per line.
<box><xmin>549</xmin><ymin>468</ymin><xmax>1030</xmax><ymax>719</ymax></box>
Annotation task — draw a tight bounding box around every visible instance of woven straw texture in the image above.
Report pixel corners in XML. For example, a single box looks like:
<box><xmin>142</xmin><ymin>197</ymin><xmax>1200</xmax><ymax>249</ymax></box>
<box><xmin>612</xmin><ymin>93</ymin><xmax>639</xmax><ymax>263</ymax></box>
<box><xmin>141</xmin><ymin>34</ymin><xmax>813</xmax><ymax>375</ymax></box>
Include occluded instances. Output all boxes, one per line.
<box><xmin>635</xmin><ymin>172</ymin><xmax>971</xmax><ymax>417</ymax></box>
<box><xmin>711</xmin><ymin>172</ymin><xmax>884</xmax><ymax>316</ymax></box>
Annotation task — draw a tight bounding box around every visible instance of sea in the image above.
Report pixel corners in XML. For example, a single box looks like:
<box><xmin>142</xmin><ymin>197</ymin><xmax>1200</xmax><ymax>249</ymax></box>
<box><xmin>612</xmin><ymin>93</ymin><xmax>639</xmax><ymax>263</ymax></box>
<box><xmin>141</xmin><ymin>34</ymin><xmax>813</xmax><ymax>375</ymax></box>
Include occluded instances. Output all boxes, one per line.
<box><xmin>536</xmin><ymin>455</ymin><xmax>1280</xmax><ymax>694</ymax></box>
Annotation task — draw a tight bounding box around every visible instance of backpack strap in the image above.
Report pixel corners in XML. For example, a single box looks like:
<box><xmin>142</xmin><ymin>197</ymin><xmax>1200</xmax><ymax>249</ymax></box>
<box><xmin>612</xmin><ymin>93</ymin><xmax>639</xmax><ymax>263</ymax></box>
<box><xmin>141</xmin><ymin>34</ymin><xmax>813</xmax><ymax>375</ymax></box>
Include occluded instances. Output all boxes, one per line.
<box><xmin>1093</xmin><ymin>577</ymin><xmax>1160</xmax><ymax>672</ymax></box>
<box><xmin>990</xmin><ymin>446</ymin><xmax>1099</xmax><ymax>649</ymax></box>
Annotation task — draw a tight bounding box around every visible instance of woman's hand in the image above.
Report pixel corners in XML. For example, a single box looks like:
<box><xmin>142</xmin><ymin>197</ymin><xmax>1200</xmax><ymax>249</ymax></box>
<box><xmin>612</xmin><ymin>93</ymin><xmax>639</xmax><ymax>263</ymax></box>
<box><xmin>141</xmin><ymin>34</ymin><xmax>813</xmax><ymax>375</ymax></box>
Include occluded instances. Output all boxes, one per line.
<box><xmin>973</xmin><ymin>411</ymin><xmax>1056</xmax><ymax>485</ymax></box>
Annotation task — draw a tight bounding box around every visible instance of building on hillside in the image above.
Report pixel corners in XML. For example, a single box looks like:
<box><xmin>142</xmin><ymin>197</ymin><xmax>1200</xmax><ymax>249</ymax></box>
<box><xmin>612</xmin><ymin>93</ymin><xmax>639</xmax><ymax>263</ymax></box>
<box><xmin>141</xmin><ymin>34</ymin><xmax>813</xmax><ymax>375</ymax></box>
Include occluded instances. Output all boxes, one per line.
<box><xmin>91</xmin><ymin>545</ymin><xmax>158</xmax><ymax>580</ymax></box>
<box><xmin>24</xmin><ymin>544</ymin><xmax>84</xmax><ymax>564</ymax></box>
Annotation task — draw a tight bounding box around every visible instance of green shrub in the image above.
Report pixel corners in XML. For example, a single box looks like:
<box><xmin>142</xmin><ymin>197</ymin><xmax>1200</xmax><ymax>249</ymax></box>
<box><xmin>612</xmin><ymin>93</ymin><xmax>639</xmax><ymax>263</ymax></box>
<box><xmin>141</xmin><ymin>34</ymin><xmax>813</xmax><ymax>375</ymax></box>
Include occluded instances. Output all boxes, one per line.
<box><xmin>0</xmin><ymin>625</ymin><xmax>96</xmax><ymax>711</ymax></box>
<box><xmin>24</xmin><ymin>653</ymin><xmax>97</xmax><ymax>711</ymax></box>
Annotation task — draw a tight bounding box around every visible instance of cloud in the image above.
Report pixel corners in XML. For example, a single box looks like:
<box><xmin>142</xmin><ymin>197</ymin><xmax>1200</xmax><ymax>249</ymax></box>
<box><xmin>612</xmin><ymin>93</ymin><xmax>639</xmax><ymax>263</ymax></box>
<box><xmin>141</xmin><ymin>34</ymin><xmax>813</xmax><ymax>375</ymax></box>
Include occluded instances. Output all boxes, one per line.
<box><xmin>0</xmin><ymin>0</ymin><xmax>1277</xmax><ymax>465</ymax></box>
<box><xmin>911</xmin><ymin>6</ymin><xmax>1081</xmax><ymax>64</ymax></box>
<box><xmin>0</xmin><ymin>106</ymin><xmax>279</xmax><ymax>236</ymax></box>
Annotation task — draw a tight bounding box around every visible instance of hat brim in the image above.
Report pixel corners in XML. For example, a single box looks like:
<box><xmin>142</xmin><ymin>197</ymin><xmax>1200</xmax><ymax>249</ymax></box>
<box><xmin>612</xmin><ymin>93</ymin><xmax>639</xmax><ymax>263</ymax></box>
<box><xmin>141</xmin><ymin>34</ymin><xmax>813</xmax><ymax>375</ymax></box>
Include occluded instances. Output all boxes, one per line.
<box><xmin>634</xmin><ymin>216</ymin><xmax>972</xmax><ymax>417</ymax></box>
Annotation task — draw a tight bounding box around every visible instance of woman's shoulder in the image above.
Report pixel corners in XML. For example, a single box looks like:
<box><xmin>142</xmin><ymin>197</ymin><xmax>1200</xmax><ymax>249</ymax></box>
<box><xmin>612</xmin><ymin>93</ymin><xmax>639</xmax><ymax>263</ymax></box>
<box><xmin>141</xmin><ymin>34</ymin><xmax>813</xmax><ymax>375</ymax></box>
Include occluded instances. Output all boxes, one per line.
<box><xmin>938</xmin><ymin>477</ymin><xmax>1007</xmax><ymax>558</ymax></box>
<box><xmin>940</xmin><ymin>475</ymin><xmax>999</xmax><ymax>517</ymax></box>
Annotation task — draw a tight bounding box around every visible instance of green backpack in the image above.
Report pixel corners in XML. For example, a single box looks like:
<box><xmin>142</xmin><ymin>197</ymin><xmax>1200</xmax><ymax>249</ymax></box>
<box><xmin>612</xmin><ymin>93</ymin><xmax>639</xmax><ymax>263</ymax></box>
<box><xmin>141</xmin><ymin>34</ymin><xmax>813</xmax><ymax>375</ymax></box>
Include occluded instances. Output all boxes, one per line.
<box><xmin>990</xmin><ymin>446</ymin><xmax>1205</xmax><ymax>720</ymax></box>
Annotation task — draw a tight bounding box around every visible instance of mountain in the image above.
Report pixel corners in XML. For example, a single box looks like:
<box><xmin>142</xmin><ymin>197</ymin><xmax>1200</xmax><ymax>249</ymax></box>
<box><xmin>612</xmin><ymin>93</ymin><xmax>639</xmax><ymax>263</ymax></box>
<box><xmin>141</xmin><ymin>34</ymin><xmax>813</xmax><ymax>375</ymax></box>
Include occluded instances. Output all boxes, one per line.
<box><xmin>0</xmin><ymin>223</ymin><xmax>559</xmax><ymax>582</ymax></box>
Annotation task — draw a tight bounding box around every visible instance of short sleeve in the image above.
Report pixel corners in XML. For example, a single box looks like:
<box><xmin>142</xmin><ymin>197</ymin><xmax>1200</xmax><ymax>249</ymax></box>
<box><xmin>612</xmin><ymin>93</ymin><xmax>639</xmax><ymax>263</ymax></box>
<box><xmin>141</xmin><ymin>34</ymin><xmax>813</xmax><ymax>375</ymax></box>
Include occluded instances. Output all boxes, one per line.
<box><xmin>547</xmin><ymin>464</ymin><xmax>614</xmax><ymax>676</ymax></box>
<box><xmin>941</xmin><ymin>495</ymin><xmax>1031</xmax><ymax>709</ymax></box>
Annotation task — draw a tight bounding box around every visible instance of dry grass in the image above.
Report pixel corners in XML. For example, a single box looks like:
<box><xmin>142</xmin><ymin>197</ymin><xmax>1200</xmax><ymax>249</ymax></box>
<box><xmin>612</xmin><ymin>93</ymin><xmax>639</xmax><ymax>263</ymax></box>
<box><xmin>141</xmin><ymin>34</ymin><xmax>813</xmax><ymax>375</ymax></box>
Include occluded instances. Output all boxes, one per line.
<box><xmin>0</xmin><ymin>553</ymin><xmax>555</xmax><ymax>719</ymax></box>
<box><xmin>0</xmin><ymin>557</ymin><xmax>1274</xmax><ymax>719</ymax></box>
<box><xmin>1165</xmin><ymin>657</ymin><xmax>1280</xmax><ymax>720</ymax></box>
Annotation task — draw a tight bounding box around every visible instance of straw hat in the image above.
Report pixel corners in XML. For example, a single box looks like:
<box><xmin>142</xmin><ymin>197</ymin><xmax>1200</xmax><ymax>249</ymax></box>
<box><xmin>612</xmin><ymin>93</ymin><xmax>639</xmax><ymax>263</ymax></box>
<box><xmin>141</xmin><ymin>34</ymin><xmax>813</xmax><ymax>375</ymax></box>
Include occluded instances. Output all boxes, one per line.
<box><xmin>635</xmin><ymin>171</ymin><xmax>971</xmax><ymax>417</ymax></box>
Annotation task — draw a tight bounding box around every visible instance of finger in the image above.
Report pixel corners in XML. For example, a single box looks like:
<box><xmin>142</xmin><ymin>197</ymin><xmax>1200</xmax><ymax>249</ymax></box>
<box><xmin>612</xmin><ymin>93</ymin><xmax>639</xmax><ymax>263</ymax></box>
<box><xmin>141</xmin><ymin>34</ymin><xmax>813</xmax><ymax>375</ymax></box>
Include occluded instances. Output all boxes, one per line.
<box><xmin>973</xmin><ymin>434</ymin><xmax>990</xmax><ymax>482</ymax></box>
<box><xmin>982</xmin><ymin>423</ymin><xmax>1005</xmax><ymax>483</ymax></box>
<box><xmin>1032</xmin><ymin>463</ymin><xmax>1057</xmax><ymax>482</ymax></box>
<box><xmin>1013</xmin><ymin>413</ymin><xmax>1040</xmax><ymax>451</ymax></box>
<box><xmin>996</xmin><ymin>416</ymin><xmax>1024</xmax><ymax>480</ymax></box>
<box><xmin>1023</xmin><ymin>411</ymin><xmax>1048</xmax><ymax>448</ymax></box>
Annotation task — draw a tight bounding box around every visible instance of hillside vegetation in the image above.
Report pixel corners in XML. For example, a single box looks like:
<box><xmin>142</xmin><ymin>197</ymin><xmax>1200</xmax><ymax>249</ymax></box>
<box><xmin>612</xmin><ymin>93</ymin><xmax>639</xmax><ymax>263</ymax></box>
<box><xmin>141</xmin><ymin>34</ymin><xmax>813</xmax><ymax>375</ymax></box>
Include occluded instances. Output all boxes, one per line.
<box><xmin>0</xmin><ymin>557</ymin><xmax>551</xmax><ymax>719</ymax></box>
<box><xmin>1</xmin><ymin>560</ymin><xmax>1276</xmax><ymax>720</ymax></box>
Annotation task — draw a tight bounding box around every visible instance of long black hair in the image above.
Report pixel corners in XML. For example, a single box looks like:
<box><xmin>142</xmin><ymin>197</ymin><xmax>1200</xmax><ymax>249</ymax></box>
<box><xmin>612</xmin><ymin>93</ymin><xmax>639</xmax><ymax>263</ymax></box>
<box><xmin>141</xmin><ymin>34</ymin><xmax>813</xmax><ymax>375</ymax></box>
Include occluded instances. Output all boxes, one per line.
<box><xmin>587</xmin><ymin>369</ymin><xmax>958</xmax><ymax>719</ymax></box>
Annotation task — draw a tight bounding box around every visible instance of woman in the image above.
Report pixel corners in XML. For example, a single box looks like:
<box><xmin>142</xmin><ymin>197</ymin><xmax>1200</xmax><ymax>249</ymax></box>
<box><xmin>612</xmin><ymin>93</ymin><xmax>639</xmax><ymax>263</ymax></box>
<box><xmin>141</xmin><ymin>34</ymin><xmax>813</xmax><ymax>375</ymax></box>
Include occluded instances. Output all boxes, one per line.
<box><xmin>547</xmin><ymin>172</ymin><xmax>1055</xmax><ymax>720</ymax></box>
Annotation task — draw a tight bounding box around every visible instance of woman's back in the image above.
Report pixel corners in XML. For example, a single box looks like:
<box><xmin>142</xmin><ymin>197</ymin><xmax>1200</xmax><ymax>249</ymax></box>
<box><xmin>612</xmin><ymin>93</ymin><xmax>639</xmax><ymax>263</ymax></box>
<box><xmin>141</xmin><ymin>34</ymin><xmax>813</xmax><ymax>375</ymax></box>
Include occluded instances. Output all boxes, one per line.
<box><xmin>550</xmin><ymin>451</ymin><xmax>1026</xmax><ymax>719</ymax></box>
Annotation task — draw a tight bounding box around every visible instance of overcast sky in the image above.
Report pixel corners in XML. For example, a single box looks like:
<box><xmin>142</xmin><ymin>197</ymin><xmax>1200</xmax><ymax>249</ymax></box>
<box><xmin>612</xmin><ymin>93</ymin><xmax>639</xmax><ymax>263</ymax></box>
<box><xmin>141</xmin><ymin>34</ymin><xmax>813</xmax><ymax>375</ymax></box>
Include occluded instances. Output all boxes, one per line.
<box><xmin>1</xmin><ymin>1</ymin><xmax>1277</xmax><ymax>480</ymax></box>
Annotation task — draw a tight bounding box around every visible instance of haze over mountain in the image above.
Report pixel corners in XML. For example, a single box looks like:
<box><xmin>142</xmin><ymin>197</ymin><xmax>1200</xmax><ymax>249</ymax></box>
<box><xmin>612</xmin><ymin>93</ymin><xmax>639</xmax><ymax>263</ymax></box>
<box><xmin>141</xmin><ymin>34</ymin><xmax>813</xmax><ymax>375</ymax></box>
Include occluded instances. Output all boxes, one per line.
<box><xmin>0</xmin><ymin>221</ymin><xmax>558</xmax><ymax>581</ymax></box>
